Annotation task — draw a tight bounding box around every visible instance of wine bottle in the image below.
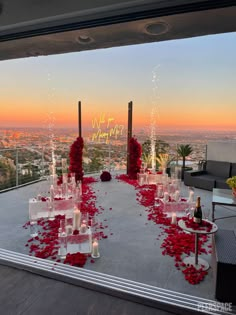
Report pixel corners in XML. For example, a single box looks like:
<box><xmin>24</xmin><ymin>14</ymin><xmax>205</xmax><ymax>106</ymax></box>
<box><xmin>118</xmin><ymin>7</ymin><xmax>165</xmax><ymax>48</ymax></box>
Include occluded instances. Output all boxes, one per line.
<box><xmin>193</xmin><ymin>196</ymin><xmax>202</xmax><ymax>224</ymax></box>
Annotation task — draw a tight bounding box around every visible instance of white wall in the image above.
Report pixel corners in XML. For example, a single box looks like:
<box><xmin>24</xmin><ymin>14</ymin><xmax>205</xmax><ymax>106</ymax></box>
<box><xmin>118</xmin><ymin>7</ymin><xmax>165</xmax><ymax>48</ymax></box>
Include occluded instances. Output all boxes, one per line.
<box><xmin>207</xmin><ymin>141</ymin><xmax>236</xmax><ymax>163</ymax></box>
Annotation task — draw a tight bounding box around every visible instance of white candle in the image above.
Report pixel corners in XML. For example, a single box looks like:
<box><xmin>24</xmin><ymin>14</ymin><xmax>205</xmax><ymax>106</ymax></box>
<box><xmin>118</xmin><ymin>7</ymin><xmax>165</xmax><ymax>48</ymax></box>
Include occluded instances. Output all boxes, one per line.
<box><xmin>50</xmin><ymin>185</ymin><xmax>54</xmax><ymax>201</ymax></box>
<box><xmin>80</xmin><ymin>221</ymin><xmax>87</xmax><ymax>233</ymax></box>
<box><xmin>171</xmin><ymin>212</ymin><xmax>177</xmax><ymax>225</ymax></box>
<box><xmin>174</xmin><ymin>190</ymin><xmax>180</xmax><ymax>201</ymax></box>
<box><xmin>188</xmin><ymin>191</ymin><xmax>194</xmax><ymax>203</ymax></box>
<box><xmin>164</xmin><ymin>192</ymin><xmax>169</xmax><ymax>202</ymax></box>
<box><xmin>73</xmin><ymin>207</ymin><xmax>81</xmax><ymax>231</ymax></box>
<box><xmin>92</xmin><ymin>239</ymin><xmax>99</xmax><ymax>257</ymax></box>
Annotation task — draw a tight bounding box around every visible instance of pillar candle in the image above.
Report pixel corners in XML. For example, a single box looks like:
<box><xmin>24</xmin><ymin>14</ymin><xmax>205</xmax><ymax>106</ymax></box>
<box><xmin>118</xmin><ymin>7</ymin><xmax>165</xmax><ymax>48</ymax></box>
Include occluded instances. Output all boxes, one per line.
<box><xmin>171</xmin><ymin>212</ymin><xmax>177</xmax><ymax>225</ymax></box>
<box><xmin>174</xmin><ymin>190</ymin><xmax>180</xmax><ymax>201</ymax></box>
<box><xmin>92</xmin><ymin>239</ymin><xmax>99</xmax><ymax>257</ymax></box>
<box><xmin>73</xmin><ymin>207</ymin><xmax>81</xmax><ymax>231</ymax></box>
<box><xmin>188</xmin><ymin>191</ymin><xmax>194</xmax><ymax>203</ymax></box>
<box><xmin>80</xmin><ymin>220</ymin><xmax>87</xmax><ymax>233</ymax></box>
<box><xmin>164</xmin><ymin>192</ymin><xmax>169</xmax><ymax>202</ymax></box>
<box><xmin>50</xmin><ymin>185</ymin><xmax>54</xmax><ymax>201</ymax></box>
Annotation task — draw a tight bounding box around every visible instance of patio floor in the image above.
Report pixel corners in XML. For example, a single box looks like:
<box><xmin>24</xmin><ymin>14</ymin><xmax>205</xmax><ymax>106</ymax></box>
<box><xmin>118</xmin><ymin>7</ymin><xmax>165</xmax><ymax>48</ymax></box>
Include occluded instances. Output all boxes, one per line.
<box><xmin>0</xmin><ymin>174</ymin><xmax>236</xmax><ymax>313</ymax></box>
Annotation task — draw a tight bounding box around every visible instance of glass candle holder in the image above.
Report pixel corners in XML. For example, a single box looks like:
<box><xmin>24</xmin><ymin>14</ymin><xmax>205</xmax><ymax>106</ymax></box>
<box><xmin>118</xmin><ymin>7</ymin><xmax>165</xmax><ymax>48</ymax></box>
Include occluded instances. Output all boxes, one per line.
<box><xmin>30</xmin><ymin>221</ymin><xmax>38</xmax><ymax>237</ymax></box>
<box><xmin>91</xmin><ymin>238</ymin><xmax>100</xmax><ymax>258</ymax></box>
<box><xmin>70</xmin><ymin>173</ymin><xmax>76</xmax><ymax>184</ymax></box>
<box><xmin>80</xmin><ymin>220</ymin><xmax>87</xmax><ymax>233</ymax></box>
<box><xmin>65</xmin><ymin>212</ymin><xmax>73</xmax><ymax>235</ymax></box>
<box><xmin>58</xmin><ymin>230</ymin><xmax>67</xmax><ymax>259</ymax></box>
<box><xmin>73</xmin><ymin>207</ymin><xmax>81</xmax><ymax>231</ymax></box>
<box><xmin>61</xmin><ymin>158</ymin><xmax>68</xmax><ymax>174</ymax></box>
<box><xmin>47</xmin><ymin>200</ymin><xmax>55</xmax><ymax>221</ymax></box>
<box><xmin>62</xmin><ymin>173</ymin><xmax>68</xmax><ymax>184</ymax></box>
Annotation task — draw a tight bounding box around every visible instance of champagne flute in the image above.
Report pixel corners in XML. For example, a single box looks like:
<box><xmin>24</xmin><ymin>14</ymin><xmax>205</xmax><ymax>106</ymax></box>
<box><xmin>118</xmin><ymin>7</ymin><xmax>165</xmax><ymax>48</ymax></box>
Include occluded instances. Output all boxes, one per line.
<box><xmin>203</xmin><ymin>208</ymin><xmax>211</xmax><ymax>221</ymax></box>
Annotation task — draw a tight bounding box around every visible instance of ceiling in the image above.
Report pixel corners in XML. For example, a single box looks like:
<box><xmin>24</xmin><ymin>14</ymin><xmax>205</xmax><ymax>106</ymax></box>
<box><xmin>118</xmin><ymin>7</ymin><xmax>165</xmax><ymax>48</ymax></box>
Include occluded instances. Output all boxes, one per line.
<box><xmin>0</xmin><ymin>0</ymin><xmax>235</xmax><ymax>60</ymax></box>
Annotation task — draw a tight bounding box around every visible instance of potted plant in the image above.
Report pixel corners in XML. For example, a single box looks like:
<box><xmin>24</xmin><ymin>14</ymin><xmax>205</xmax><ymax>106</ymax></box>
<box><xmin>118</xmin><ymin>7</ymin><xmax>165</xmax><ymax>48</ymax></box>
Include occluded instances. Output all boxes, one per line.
<box><xmin>226</xmin><ymin>176</ymin><xmax>236</xmax><ymax>197</ymax></box>
<box><xmin>156</xmin><ymin>153</ymin><xmax>173</xmax><ymax>176</ymax></box>
<box><xmin>176</xmin><ymin>144</ymin><xmax>193</xmax><ymax>180</ymax></box>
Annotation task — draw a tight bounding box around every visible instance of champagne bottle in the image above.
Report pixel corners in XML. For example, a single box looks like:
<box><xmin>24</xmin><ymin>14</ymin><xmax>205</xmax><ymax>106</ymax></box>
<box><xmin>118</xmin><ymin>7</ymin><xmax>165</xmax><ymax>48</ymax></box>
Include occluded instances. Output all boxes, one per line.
<box><xmin>193</xmin><ymin>196</ymin><xmax>202</xmax><ymax>224</ymax></box>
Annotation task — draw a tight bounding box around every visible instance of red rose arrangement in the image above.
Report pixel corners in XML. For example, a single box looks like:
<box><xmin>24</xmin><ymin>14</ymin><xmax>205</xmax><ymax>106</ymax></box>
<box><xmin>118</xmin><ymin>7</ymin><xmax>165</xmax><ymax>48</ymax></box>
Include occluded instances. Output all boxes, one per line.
<box><xmin>69</xmin><ymin>137</ymin><xmax>84</xmax><ymax>182</ymax></box>
<box><xmin>100</xmin><ymin>171</ymin><xmax>112</xmax><ymax>182</ymax></box>
<box><xmin>128</xmin><ymin>136</ymin><xmax>142</xmax><ymax>179</ymax></box>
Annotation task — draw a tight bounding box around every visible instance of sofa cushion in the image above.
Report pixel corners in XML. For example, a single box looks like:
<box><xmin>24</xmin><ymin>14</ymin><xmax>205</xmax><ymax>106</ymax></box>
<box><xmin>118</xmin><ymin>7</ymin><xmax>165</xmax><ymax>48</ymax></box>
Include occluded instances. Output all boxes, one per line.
<box><xmin>206</xmin><ymin>160</ymin><xmax>231</xmax><ymax>178</ymax></box>
<box><xmin>231</xmin><ymin>163</ymin><xmax>236</xmax><ymax>177</ymax></box>
<box><xmin>184</xmin><ymin>170</ymin><xmax>206</xmax><ymax>187</ymax></box>
<box><xmin>215</xmin><ymin>177</ymin><xmax>230</xmax><ymax>189</ymax></box>
<box><xmin>192</xmin><ymin>175</ymin><xmax>215</xmax><ymax>191</ymax></box>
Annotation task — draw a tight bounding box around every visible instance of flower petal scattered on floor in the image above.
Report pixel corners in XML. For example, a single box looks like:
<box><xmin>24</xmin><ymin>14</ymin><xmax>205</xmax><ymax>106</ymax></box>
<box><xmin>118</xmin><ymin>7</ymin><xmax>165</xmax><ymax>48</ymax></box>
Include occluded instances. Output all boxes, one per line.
<box><xmin>118</xmin><ymin>174</ymin><xmax>211</xmax><ymax>284</ymax></box>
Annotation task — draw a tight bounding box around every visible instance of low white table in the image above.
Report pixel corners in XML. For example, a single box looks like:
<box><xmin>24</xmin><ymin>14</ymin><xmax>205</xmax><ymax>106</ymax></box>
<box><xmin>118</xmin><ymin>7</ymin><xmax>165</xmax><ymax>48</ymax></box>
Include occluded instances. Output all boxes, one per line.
<box><xmin>212</xmin><ymin>188</ymin><xmax>236</xmax><ymax>221</ymax></box>
<box><xmin>178</xmin><ymin>219</ymin><xmax>218</xmax><ymax>271</ymax></box>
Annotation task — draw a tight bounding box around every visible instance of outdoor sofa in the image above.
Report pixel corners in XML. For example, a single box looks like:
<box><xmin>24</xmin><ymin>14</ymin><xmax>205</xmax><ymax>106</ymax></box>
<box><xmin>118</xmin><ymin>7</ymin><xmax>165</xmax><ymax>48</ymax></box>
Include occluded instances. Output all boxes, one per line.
<box><xmin>184</xmin><ymin>160</ymin><xmax>236</xmax><ymax>191</ymax></box>
<box><xmin>212</xmin><ymin>229</ymin><xmax>236</xmax><ymax>304</ymax></box>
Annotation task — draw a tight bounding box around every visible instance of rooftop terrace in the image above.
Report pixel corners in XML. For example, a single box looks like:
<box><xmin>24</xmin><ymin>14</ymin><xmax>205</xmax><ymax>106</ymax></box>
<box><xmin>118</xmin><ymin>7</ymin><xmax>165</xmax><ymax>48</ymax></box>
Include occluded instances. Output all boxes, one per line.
<box><xmin>0</xmin><ymin>174</ymin><xmax>236</xmax><ymax>314</ymax></box>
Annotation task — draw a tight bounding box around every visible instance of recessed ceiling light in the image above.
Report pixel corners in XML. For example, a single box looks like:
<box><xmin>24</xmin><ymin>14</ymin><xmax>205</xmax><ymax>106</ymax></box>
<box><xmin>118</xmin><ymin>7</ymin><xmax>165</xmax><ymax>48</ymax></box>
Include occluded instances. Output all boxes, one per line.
<box><xmin>145</xmin><ymin>22</ymin><xmax>169</xmax><ymax>35</ymax></box>
<box><xmin>77</xmin><ymin>35</ymin><xmax>93</xmax><ymax>44</ymax></box>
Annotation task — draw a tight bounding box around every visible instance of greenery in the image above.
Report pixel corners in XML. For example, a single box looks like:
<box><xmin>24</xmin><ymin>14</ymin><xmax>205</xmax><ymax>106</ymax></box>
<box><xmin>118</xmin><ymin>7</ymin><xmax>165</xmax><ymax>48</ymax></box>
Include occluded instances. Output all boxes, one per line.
<box><xmin>0</xmin><ymin>158</ymin><xmax>16</xmax><ymax>189</ymax></box>
<box><xmin>83</xmin><ymin>146</ymin><xmax>104</xmax><ymax>173</ymax></box>
<box><xmin>226</xmin><ymin>176</ymin><xmax>236</xmax><ymax>188</ymax></box>
<box><xmin>0</xmin><ymin>151</ymin><xmax>41</xmax><ymax>190</ymax></box>
<box><xmin>142</xmin><ymin>139</ymin><xmax>170</xmax><ymax>169</ymax></box>
<box><xmin>156</xmin><ymin>153</ymin><xmax>173</xmax><ymax>171</ymax></box>
<box><xmin>176</xmin><ymin>144</ymin><xmax>193</xmax><ymax>179</ymax></box>
<box><xmin>2</xmin><ymin>148</ymin><xmax>41</xmax><ymax>164</ymax></box>
<box><xmin>176</xmin><ymin>144</ymin><xmax>193</xmax><ymax>169</ymax></box>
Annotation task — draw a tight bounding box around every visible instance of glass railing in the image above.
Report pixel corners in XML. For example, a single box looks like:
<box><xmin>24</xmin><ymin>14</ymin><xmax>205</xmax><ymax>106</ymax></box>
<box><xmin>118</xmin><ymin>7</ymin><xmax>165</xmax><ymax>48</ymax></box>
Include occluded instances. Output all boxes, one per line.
<box><xmin>0</xmin><ymin>142</ymin><xmax>206</xmax><ymax>192</ymax></box>
<box><xmin>0</xmin><ymin>147</ymin><xmax>46</xmax><ymax>192</ymax></box>
<box><xmin>0</xmin><ymin>143</ymin><xmax>128</xmax><ymax>192</ymax></box>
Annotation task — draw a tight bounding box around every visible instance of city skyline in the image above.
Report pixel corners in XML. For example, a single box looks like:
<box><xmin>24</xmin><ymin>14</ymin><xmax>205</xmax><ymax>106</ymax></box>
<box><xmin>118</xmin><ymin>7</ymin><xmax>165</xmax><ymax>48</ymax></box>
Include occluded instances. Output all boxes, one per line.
<box><xmin>0</xmin><ymin>32</ymin><xmax>236</xmax><ymax>130</ymax></box>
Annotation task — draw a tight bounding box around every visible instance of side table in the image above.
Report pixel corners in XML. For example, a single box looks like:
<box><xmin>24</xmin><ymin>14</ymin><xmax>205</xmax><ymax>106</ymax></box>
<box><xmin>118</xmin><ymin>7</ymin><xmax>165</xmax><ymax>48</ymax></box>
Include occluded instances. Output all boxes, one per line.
<box><xmin>178</xmin><ymin>219</ymin><xmax>218</xmax><ymax>271</ymax></box>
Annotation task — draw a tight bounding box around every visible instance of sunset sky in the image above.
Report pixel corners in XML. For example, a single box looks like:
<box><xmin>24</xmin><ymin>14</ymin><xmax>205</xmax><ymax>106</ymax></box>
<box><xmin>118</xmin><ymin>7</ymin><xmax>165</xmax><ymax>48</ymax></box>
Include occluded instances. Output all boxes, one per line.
<box><xmin>0</xmin><ymin>31</ymin><xmax>236</xmax><ymax>131</ymax></box>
